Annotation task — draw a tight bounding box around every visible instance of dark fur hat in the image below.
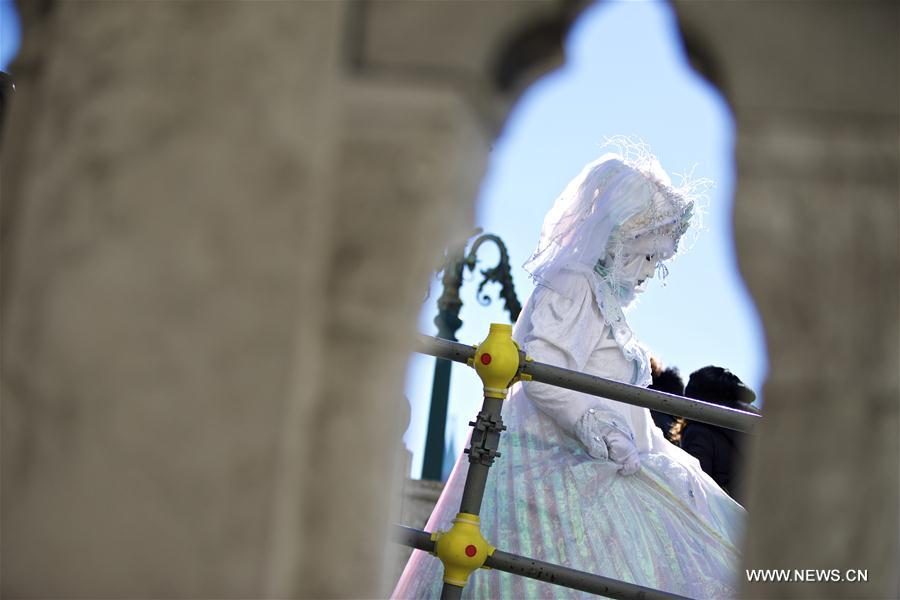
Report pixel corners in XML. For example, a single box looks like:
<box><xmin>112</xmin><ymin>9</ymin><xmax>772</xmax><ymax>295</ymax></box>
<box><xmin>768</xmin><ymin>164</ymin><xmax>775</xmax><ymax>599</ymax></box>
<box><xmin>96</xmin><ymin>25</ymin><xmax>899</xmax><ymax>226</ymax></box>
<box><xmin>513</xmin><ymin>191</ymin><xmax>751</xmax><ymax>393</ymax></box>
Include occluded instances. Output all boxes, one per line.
<box><xmin>685</xmin><ymin>366</ymin><xmax>755</xmax><ymax>407</ymax></box>
<box><xmin>649</xmin><ymin>366</ymin><xmax>685</xmax><ymax>397</ymax></box>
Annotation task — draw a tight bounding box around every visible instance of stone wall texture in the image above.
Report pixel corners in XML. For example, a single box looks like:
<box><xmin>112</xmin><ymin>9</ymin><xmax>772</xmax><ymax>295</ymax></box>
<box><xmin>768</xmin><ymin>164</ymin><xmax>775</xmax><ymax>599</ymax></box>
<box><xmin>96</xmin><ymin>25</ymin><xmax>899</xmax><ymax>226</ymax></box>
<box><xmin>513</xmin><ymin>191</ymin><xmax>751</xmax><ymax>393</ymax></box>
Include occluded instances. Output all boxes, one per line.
<box><xmin>673</xmin><ymin>2</ymin><xmax>899</xmax><ymax>598</ymax></box>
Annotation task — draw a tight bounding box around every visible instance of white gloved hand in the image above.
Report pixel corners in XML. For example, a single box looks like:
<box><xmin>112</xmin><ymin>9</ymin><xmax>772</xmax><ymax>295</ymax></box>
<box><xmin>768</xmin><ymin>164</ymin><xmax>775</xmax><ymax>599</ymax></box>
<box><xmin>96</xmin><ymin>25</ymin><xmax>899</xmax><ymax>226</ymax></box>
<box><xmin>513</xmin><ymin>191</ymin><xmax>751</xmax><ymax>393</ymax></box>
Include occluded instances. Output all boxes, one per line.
<box><xmin>602</xmin><ymin>427</ymin><xmax>641</xmax><ymax>476</ymax></box>
<box><xmin>574</xmin><ymin>406</ymin><xmax>642</xmax><ymax>476</ymax></box>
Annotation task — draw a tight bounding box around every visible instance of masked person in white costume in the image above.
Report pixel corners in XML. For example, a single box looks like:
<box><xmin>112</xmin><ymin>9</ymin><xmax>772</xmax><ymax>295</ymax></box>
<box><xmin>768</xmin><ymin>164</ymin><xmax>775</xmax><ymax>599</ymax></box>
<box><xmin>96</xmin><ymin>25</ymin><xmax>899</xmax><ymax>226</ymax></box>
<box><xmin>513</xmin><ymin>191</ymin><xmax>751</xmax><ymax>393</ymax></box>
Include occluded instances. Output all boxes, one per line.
<box><xmin>394</xmin><ymin>147</ymin><xmax>744</xmax><ymax>599</ymax></box>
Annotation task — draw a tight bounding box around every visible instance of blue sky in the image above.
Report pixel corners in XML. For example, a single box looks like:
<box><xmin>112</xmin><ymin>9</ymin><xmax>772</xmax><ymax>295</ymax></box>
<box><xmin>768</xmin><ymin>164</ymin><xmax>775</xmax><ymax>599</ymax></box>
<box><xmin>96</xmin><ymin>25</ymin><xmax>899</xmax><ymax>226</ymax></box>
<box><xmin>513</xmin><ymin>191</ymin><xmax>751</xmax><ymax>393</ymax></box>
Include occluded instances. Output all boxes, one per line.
<box><xmin>404</xmin><ymin>0</ymin><xmax>768</xmax><ymax>478</ymax></box>
<box><xmin>0</xmin><ymin>0</ymin><xmax>19</xmax><ymax>71</ymax></box>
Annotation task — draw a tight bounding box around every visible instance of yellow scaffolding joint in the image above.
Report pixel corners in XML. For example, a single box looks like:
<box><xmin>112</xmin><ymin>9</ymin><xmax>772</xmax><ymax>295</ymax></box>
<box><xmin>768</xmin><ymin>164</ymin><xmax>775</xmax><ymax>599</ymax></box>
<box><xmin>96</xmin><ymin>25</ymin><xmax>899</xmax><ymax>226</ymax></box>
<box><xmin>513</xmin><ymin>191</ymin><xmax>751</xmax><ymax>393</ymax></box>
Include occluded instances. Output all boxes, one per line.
<box><xmin>468</xmin><ymin>323</ymin><xmax>523</xmax><ymax>399</ymax></box>
<box><xmin>432</xmin><ymin>513</ymin><xmax>496</xmax><ymax>587</ymax></box>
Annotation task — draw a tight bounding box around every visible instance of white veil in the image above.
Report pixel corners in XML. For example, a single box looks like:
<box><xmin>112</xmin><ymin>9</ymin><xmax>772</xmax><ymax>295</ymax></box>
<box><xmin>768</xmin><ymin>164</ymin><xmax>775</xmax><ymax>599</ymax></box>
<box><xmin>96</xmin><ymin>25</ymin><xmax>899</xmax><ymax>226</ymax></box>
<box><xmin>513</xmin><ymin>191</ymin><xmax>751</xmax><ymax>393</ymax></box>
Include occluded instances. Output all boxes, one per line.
<box><xmin>523</xmin><ymin>140</ymin><xmax>707</xmax><ymax>387</ymax></box>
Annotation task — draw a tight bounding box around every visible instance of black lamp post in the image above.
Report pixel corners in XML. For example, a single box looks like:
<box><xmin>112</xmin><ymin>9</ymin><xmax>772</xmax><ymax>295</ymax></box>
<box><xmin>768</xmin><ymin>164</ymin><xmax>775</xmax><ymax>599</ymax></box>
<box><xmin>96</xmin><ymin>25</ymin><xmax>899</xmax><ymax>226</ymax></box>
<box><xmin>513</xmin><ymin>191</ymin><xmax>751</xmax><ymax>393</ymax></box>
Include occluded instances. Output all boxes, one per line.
<box><xmin>420</xmin><ymin>230</ymin><xmax>522</xmax><ymax>481</ymax></box>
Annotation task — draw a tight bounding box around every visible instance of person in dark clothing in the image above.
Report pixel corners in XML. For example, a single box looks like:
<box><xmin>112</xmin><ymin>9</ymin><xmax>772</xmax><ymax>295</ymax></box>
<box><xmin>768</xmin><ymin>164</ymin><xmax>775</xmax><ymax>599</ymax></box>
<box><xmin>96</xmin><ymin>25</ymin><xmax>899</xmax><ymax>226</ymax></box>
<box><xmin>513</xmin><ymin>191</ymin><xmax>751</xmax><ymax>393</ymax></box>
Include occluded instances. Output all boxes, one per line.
<box><xmin>677</xmin><ymin>366</ymin><xmax>757</xmax><ymax>505</ymax></box>
<box><xmin>647</xmin><ymin>358</ymin><xmax>684</xmax><ymax>443</ymax></box>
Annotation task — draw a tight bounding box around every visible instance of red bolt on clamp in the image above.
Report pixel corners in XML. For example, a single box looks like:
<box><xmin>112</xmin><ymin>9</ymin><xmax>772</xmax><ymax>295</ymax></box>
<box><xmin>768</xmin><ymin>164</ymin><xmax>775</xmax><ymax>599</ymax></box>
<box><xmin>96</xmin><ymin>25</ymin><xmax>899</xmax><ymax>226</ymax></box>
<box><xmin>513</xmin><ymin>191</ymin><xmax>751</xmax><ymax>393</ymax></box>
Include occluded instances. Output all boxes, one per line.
<box><xmin>465</xmin><ymin>544</ymin><xmax>477</xmax><ymax>557</ymax></box>
<box><xmin>480</xmin><ymin>353</ymin><xmax>492</xmax><ymax>365</ymax></box>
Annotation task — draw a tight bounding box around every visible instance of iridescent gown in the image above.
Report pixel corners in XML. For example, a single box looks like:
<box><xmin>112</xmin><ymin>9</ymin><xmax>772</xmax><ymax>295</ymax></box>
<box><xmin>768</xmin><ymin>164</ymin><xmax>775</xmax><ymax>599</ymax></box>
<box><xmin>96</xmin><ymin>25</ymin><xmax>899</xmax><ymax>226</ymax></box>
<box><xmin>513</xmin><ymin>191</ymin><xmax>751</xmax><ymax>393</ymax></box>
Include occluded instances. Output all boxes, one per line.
<box><xmin>394</xmin><ymin>268</ymin><xmax>744</xmax><ymax>599</ymax></box>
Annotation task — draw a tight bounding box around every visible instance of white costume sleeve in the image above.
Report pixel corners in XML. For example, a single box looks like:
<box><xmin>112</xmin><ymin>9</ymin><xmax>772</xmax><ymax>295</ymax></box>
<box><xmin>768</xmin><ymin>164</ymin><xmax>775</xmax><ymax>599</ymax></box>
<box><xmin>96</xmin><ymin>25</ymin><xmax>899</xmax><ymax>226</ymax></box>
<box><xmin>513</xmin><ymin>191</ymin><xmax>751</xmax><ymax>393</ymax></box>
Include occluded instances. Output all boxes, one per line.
<box><xmin>520</xmin><ymin>271</ymin><xmax>640</xmax><ymax>474</ymax></box>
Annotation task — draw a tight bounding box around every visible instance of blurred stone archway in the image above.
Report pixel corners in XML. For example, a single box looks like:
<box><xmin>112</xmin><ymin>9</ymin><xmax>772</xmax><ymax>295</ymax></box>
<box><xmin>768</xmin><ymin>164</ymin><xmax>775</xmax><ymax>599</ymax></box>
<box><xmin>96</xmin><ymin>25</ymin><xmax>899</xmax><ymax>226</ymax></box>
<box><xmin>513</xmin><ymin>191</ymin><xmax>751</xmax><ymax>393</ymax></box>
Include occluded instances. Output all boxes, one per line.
<box><xmin>1</xmin><ymin>1</ymin><xmax>896</xmax><ymax>598</ymax></box>
<box><xmin>672</xmin><ymin>3</ymin><xmax>898</xmax><ymax>598</ymax></box>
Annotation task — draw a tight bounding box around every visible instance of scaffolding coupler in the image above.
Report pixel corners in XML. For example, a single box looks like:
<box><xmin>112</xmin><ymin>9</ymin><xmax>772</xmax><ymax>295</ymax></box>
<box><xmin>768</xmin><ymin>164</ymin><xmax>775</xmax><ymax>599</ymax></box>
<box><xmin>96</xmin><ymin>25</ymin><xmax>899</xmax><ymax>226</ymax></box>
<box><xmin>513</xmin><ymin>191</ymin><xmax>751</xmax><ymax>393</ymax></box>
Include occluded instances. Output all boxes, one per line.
<box><xmin>465</xmin><ymin>322</ymin><xmax>527</xmax><ymax>398</ymax></box>
<box><xmin>430</xmin><ymin>513</ymin><xmax>496</xmax><ymax>587</ymax></box>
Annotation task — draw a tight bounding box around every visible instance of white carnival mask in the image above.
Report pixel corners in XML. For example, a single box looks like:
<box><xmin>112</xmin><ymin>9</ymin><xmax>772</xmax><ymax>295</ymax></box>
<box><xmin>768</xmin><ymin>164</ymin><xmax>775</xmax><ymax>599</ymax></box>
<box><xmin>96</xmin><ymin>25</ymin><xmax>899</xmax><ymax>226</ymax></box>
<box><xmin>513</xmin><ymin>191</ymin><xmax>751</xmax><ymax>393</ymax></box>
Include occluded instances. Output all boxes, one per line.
<box><xmin>598</xmin><ymin>198</ymin><xmax>690</xmax><ymax>303</ymax></box>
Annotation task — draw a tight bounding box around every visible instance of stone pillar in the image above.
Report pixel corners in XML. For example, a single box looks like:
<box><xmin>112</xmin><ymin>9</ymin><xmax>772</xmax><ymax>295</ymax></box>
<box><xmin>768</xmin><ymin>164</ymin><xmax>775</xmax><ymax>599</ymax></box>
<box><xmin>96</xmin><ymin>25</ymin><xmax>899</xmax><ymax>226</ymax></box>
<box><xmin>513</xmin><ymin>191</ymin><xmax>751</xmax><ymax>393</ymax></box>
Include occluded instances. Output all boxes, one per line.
<box><xmin>270</xmin><ymin>3</ymin><xmax>587</xmax><ymax>594</ymax></box>
<box><xmin>1</xmin><ymin>2</ymin><xmax>344</xmax><ymax>597</ymax></box>
<box><xmin>0</xmin><ymin>1</ymin><xmax>584</xmax><ymax>598</ymax></box>
<box><xmin>672</xmin><ymin>2</ymin><xmax>899</xmax><ymax>598</ymax></box>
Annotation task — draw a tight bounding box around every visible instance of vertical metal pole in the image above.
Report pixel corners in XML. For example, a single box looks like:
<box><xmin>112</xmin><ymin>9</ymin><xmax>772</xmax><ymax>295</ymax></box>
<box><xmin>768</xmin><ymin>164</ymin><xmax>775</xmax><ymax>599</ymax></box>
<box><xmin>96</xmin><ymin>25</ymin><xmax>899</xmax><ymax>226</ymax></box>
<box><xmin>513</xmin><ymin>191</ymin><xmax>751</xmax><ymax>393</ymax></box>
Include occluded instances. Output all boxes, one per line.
<box><xmin>439</xmin><ymin>394</ymin><xmax>506</xmax><ymax>597</ymax></box>
<box><xmin>431</xmin><ymin>323</ymin><xmax>518</xmax><ymax>596</ymax></box>
<box><xmin>459</xmin><ymin>396</ymin><xmax>504</xmax><ymax>515</ymax></box>
<box><xmin>440</xmin><ymin>581</ymin><xmax>464</xmax><ymax>600</ymax></box>
<box><xmin>422</xmin><ymin>357</ymin><xmax>454</xmax><ymax>480</ymax></box>
<box><xmin>422</xmin><ymin>247</ymin><xmax>466</xmax><ymax>481</ymax></box>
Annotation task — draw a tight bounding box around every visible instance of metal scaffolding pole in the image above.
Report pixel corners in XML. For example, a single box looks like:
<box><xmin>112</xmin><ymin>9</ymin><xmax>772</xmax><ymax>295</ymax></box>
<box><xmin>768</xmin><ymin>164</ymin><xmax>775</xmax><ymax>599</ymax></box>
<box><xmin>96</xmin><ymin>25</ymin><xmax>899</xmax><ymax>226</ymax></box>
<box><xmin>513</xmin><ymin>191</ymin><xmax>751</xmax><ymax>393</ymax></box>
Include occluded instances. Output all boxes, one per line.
<box><xmin>392</xmin><ymin>525</ymin><xmax>690</xmax><ymax>600</ymax></box>
<box><xmin>415</xmin><ymin>334</ymin><xmax>761</xmax><ymax>434</ymax></box>
<box><xmin>423</xmin><ymin>324</ymin><xmax>518</xmax><ymax>599</ymax></box>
